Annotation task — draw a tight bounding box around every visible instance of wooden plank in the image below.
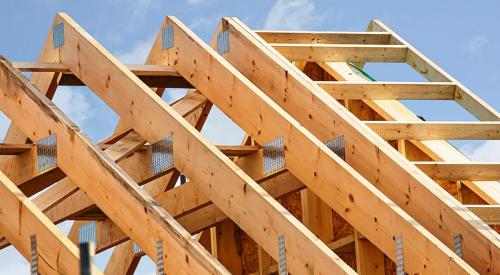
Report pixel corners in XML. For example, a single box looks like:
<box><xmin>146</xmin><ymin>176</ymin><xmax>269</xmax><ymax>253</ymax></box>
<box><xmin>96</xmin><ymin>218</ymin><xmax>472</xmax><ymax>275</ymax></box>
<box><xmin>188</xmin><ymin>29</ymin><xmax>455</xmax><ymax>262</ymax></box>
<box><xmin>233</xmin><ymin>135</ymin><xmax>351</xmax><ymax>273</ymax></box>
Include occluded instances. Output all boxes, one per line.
<box><xmin>366</xmin><ymin>121</ymin><xmax>500</xmax><ymax>140</ymax></box>
<box><xmin>354</xmin><ymin>230</ymin><xmax>385</xmax><ymax>275</ymax></box>
<box><xmin>368</xmin><ymin>20</ymin><xmax>500</xmax><ymax>121</ymax></box>
<box><xmin>216</xmin><ymin>145</ymin><xmax>259</xmax><ymax>156</ymax></box>
<box><xmin>13</xmin><ymin>61</ymin><xmax>176</xmax><ymax>75</ymax></box>
<box><xmin>0</xmin><ymin>170</ymin><xmax>102</xmax><ymax>274</ymax></box>
<box><xmin>176</xmin><ymin>16</ymin><xmax>475</xmax><ymax>274</ymax></box>
<box><xmin>221</xmin><ymin>17</ymin><xmax>495</xmax><ymax>274</ymax></box>
<box><xmin>466</xmin><ymin>205</ymin><xmax>500</xmax><ymax>225</ymax></box>
<box><xmin>414</xmin><ymin>162</ymin><xmax>500</xmax><ymax>181</ymax></box>
<box><xmin>256</xmin><ymin>31</ymin><xmax>391</xmax><ymax>44</ymax></box>
<box><xmin>0</xmin><ymin>143</ymin><xmax>34</xmax><ymax>155</ymax></box>
<box><xmin>0</xmin><ymin>53</ymin><xmax>226</xmax><ymax>275</ymax></box>
<box><xmin>317</xmin><ymin>81</ymin><xmax>456</xmax><ymax>100</ymax></box>
<box><xmin>56</xmin><ymin>13</ymin><xmax>353</xmax><ymax>275</ymax></box>
<box><xmin>270</xmin><ymin>43</ymin><xmax>408</xmax><ymax>62</ymax></box>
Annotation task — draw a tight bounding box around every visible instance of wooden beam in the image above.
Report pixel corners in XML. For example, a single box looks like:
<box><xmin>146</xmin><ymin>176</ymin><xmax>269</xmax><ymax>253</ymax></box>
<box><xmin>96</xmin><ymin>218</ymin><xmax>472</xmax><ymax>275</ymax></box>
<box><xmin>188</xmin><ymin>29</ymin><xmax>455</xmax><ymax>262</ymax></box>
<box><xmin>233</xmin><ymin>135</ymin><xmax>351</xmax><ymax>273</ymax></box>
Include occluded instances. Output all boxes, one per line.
<box><xmin>13</xmin><ymin>62</ymin><xmax>194</xmax><ymax>88</ymax></box>
<box><xmin>255</xmin><ymin>31</ymin><xmax>391</xmax><ymax>44</ymax></box>
<box><xmin>56</xmin><ymin>13</ymin><xmax>353</xmax><ymax>274</ymax></box>
<box><xmin>414</xmin><ymin>161</ymin><xmax>500</xmax><ymax>181</ymax></box>
<box><xmin>466</xmin><ymin>205</ymin><xmax>500</xmax><ymax>225</ymax></box>
<box><xmin>368</xmin><ymin>20</ymin><xmax>500</xmax><ymax>121</ymax></box>
<box><xmin>354</xmin><ymin>230</ymin><xmax>385</xmax><ymax>275</ymax></box>
<box><xmin>0</xmin><ymin>170</ymin><xmax>102</xmax><ymax>274</ymax></box>
<box><xmin>0</xmin><ymin>143</ymin><xmax>34</xmax><ymax>155</ymax></box>
<box><xmin>0</xmin><ymin>51</ymin><xmax>225</xmax><ymax>275</ymax></box>
<box><xmin>270</xmin><ymin>44</ymin><xmax>408</xmax><ymax>62</ymax></box>
<box><xmin>220</xmin><ymin>17</ymin><xmax>495</xmax><ymax>274</ymax></box>
<box><xmin>317</xmin><ymin>81</ymin><xmax>456</xmax><ymax>100</ymax></box>
<box><xmin>201</xmin><ymin>17</ymin><xmax>473</xmax><ymax>274</ymax></box>
<box><xmin>366</xmin><ymin>121</ymin><xmax>500</xmax><ymax>140</ymax></box>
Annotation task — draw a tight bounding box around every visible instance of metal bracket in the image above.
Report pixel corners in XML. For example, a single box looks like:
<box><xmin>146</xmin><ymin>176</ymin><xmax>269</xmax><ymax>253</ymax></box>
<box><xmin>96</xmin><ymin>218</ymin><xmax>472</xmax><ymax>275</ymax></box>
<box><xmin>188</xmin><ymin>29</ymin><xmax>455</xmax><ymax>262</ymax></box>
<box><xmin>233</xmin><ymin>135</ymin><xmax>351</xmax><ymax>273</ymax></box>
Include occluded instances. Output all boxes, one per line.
<box><xmin>162</xmin><ymin>25</ymin><xmax>174</xmax><ymax>50</ymax></box>
<box><xmin>278</xmin><ymin>234</ymin><xmax>287</xmax><ymax>275</ymax></box>
<box><xmin>263</xmin><ymin>136</ymin><xmax>285</xmax><ymax>175</ymax></box>
<box><xmin>36</xmin><ymin>134</ymin><xmax>57</xmax><ymax>172</ymax></box>
<box><xmin>325</xmin><ymin>135</ymin><xmax>345</xmax><ymax>160</ymax></box>
<box><xmin>151</xmin><ymin>133</ymin><xmax>174</xmax><ymax>175</ymax></box>
<box><xmin>79</xmin><ymin>242</ymin><xmax>92</xmax><ymax>275</ymax></box>
<box><xmin>216</xmin><ymin>30</ymin><xmax>230</xmax><ymax>55</ymax></box>
<box><xmin>30</xmin><ymin>235</ymin><xmax>38</xmax><ymax>275</ymax></box>
<box><xmin>395</xmin><ymin>234</ymin><xmax>404</xmax><ymax>275</ymax></box>
<box><xmin>454</xmin><ymin>234</ymin><xmax>463</xmax><ymax>258</ymax></box>
<box><xmin>157</xmin><ymin>240</ymin><xmax>165</xmax><ymax>275</ymax></box>
<box><xmin>79</xmin><ymin>221</ymin><xmax>97</xmax><ymax>249</ymax></box>
<box><xmin>53</xmin><ymin>23</ymin><xmax>64</xmax><ymax>48</ymax></box>
<box><xmin>133</xmin><ymin>243</ymin><xmax>142</xmax><ymax>255</ymax></box>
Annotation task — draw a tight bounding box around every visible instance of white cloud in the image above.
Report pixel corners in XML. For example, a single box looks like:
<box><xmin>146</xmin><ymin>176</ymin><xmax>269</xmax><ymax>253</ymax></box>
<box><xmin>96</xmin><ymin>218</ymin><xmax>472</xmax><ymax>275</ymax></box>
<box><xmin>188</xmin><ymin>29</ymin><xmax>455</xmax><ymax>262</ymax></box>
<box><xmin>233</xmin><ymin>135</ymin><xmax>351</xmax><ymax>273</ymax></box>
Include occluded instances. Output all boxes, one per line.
<box><xmin>116</xmin><ymin>36</ymin><xmax>155</xmax><ymax>64</ymax></box>
<box><xmin>466</xmin><ymin>140</ymin><xmax>500</xmax><ymax>161</ymax></box>
<box><xmin>465</xmin><ymin>33</ymin><xmax>488</xmax><ymax>53</ymax></box>
<box><xmin>53</xmin><ymin>87</ymin><xmax>94</xmax><ymax>127</ymax></box>
<box><xmin>264</xmin><ymin>0</ymin><xmax>323</xmax><ymax>30</ymax></box>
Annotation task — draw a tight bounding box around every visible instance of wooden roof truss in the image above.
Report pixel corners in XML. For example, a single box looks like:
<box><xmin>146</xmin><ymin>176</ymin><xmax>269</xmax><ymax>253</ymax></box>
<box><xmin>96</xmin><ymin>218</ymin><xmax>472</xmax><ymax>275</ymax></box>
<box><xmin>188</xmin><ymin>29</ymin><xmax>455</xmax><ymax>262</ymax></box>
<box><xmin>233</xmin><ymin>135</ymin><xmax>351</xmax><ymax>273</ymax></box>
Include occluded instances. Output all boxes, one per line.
<box><xmin>0</xmin><ymin>13</ymin><xmax>498</xmax><ymax>274</ymax></box>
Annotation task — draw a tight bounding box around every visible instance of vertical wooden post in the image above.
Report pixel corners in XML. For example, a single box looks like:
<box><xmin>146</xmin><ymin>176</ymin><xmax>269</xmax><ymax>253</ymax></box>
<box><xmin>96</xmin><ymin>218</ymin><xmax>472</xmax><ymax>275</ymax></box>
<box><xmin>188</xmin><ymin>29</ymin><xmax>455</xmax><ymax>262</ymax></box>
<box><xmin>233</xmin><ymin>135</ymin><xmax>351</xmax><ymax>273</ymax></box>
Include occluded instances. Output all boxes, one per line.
<box><xmin>215</xmin><ymin>220</ymin><xmax>243</xmax><ymax>274</ymax></box>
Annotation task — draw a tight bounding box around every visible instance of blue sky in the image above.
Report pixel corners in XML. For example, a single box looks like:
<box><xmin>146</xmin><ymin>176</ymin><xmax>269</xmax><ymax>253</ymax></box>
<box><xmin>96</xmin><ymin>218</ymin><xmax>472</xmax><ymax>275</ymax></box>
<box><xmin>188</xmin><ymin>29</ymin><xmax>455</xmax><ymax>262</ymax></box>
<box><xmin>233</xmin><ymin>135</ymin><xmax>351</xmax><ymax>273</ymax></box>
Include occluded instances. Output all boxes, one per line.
<box><xmin>0</xmin><ymin>0</ymin><xmax>499</xmax><ymax>273</ymax></box>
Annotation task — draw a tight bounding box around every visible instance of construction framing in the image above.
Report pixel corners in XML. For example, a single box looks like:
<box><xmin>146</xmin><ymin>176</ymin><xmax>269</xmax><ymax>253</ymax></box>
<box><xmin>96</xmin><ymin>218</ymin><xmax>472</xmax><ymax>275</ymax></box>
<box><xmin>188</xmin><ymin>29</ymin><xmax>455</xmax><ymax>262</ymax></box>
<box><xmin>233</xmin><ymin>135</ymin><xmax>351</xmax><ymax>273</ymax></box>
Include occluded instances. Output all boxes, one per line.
<box><xmin>0</xmin><ymin>12</ymin><xmax>498</xmax><ymax>274</ymax></box>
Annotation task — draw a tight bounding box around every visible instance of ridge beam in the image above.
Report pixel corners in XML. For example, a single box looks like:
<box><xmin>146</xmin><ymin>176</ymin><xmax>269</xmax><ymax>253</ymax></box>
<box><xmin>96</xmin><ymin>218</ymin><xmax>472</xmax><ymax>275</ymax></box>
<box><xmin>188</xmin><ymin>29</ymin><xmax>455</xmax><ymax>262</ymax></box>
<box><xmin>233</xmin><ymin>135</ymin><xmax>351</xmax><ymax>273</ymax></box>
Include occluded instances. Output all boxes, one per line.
<box><xmin>317</xmin><ymin>81</ymin><xmax>456</xmax><ymax>100</ymax></box>
<box><xmin>255</xmin><ymin>31</ymin><xmax>391</xmax><ymax>44</ymax></box>
<box><xmin>0</xmin><ymin>170</ymin><xmax>102</xmax><ymax>274</ymax></box>
<box><xmin>413</xmin><ymin>161</ymin><xmax>500</xmax><ymax>181</ymax></box>
<box><xmin>270</xmin><ymin>43</ymin><xmax>408</xmax><ymax>62</ymax></box>
<box><xmin>366</xmin><ymin>121</ymin><xmax>500</xmax><ymax>140</ymax></box>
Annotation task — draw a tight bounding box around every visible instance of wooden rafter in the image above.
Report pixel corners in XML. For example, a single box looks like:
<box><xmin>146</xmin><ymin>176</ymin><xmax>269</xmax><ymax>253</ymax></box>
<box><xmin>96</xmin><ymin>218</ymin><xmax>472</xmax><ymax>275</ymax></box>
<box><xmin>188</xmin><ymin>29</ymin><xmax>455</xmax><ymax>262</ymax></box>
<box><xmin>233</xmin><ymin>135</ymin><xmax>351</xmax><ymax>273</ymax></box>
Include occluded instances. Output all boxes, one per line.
<box><xmin>0</xmin><ymin>51</ymin><xmax>226</xmax><ymax>275</ymax></box>
<box><xmin>218</xmin><ymin>17</ymin><xmax>498</xmax><ymax>274</ymax></box>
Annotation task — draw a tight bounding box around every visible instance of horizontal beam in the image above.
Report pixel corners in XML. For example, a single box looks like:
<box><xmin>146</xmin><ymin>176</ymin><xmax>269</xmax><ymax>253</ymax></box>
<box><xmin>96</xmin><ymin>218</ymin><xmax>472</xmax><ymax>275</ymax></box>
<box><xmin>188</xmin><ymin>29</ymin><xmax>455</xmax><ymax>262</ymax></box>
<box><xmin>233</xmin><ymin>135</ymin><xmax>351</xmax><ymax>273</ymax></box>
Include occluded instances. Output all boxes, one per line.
<box><xmin>366</xmin><ymin>121</ymin><xmax>500</xmax><ymax>140</ymax></box>
<box><xmin>255</xmin><ymin>31</ymin><xmax>391</xmax><ymax>44</ymax></box>
<box><xmin>0</xmin><ymin>143</ymin><xmax>34</xmax><ymax>155</ymax></box>
<box><xmin>465</xmin><ymin>205</ymin><xmax>500</xmax><ymax>225</ymax></box>
<box><xmin>414</xmin><ymin>162</ymin><xmax>500</xmax><ymax>181</ymax></box>
<box><xmin>12</xmin><ymin>62</ymin><xmax>194</xmax><ymax>88</ymax></box>
<box><xmin>317</xmin><ymin>81</ymin><xmax>456</xmax><ymax>100</ymax></box>
<box><xmin>270</xmin><ymin>43</ymin><xmax>408</xmax><ymax>62</ymax></box>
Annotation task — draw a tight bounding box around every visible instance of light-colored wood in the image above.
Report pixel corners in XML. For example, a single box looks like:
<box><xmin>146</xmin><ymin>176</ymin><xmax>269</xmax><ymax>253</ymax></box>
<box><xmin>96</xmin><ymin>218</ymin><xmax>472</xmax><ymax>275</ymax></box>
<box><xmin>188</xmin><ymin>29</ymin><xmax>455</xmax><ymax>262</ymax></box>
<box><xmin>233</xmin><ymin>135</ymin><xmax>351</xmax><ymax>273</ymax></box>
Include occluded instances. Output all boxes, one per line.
<box><xmin>271</xmin><ymin>43</ymin><xmax>408</xmax><ymax>62</ymax></box>
<box><xmin>176</xmin><ymin>15</ymin><xmax>476</xmax><ymax>273</ymax></box>
<box><xmin>0</xmin><ymin>50</ymin><xmax>226</xmax><ymax>275</ymax></box>
<box><xmin>327</xmin><ymin>234</ymin><xmax>355</xmax><ymax>250</ymax></box>
<box><xmin>13</xmin><ymin>61</ymin><xmax>180</xmax><ymax>76</ymax></box>
<box><xmin>0</xmin><ymin>170</ymin><xmax>102</xmax><ymax>274</ymax></box>
<box><xmin>221</xmin><ymin>17</ymin><xmax>487</xmax><ymax>274</ymax></box>
<box><xmin>256</xmin><ymin>31</ymin><xmax>391</xmax><ymax>44</ymax></box>
<box><xmin>414</xmin><ymin>161</ymin><xmax>500</xmax><ymax>181</ymax></box>
<box><xmin>369</xmin><ymin>20</ymin><xmax>500</xmax><ymax>122</ymax></box>
<box><xmin>366</xmin><ymin>121</ymin><xmax>500</xmax><ymax>140</ymax></box>
<box><xmin>466</xmin><ymin>205</ymin><xmax>500</xmax><ymax>225</ymax></box>
<box><xmin>55</xmin><ymin>13</ymin><xmax>353</xmax><ymax>275</ymax></box>
<box><xmin>215</xmin><ymin>220</ymin><xmax>242</xmax><ymax>274</ymax></box>
<box><xmin>318</xmin><ymin>81</ymin><xmax>456</xmax><ymax>100</ymax></box>
<box><xmin>354</xmin><ymin>230</ymin><xmax>385</xmax><ymax>275</ymax></box>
